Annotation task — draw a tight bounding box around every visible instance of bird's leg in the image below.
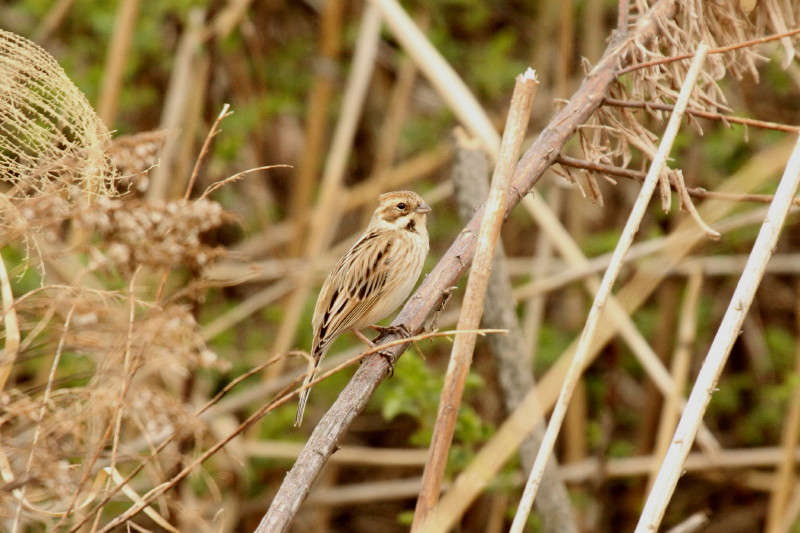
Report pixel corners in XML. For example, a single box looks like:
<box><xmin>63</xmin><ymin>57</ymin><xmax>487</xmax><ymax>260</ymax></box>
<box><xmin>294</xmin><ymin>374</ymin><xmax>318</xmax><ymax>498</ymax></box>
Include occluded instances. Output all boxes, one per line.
<box><xmin>353</xmin><ymin>329</ymin><xmax>376</xmax><ymax>347</ymax></box>
<box><xmin>352</xmin><ymin>329</ymin><xmax>396</xmax><ymax>377</ymax></box>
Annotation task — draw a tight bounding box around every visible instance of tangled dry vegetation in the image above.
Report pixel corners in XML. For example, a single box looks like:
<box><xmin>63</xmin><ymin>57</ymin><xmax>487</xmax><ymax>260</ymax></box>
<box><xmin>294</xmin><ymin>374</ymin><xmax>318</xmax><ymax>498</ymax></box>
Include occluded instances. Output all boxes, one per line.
<box><xmin>2</xmin><ymin>0</ymin><xmax>800</xmax><ymax>532</ymax></box>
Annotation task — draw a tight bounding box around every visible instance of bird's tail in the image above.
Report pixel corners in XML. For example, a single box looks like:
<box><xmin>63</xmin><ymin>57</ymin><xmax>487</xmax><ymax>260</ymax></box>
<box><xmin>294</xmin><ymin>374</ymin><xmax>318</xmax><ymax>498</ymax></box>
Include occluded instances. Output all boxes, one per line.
<box><xmin>294</xmin><ymin>352</ymin><xmax>321</xmax><ymax>427</ymax></box>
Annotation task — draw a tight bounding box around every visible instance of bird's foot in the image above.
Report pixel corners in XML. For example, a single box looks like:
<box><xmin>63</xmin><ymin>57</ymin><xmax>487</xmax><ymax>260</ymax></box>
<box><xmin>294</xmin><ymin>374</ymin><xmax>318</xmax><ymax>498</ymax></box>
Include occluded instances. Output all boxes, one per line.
<box><xmin>369</xmin><ymin>324</ymin><xmax>411</xmax><ymax>340</ymax></box>
<box><xmin>377</xmin><ymin>350</ymin><xmax>395</xmax><ymax>377</ymax></box>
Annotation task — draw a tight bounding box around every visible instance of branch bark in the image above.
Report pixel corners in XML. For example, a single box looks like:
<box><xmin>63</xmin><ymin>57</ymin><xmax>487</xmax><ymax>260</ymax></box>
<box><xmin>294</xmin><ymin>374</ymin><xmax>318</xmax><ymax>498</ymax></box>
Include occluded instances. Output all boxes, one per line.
<box><xmin>257</xmin><ymin>1</ymin><xmax>678</xmax><ymax>530</ymax></box>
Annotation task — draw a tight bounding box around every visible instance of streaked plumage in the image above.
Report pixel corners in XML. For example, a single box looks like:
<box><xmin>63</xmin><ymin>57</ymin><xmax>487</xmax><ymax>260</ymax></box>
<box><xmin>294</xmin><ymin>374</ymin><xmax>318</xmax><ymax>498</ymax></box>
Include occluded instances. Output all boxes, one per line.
<box><xmin>295</xmin><ymin>191</ymin><xmax>431</xmax><ymax>426</ymax></box>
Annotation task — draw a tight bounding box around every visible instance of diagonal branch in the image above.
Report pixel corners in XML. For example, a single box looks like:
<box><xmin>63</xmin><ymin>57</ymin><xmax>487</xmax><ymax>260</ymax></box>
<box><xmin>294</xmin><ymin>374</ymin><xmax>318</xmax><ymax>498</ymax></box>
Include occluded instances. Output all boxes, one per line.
<box><xmin>257</xmin><ymin>1</ymin><xmax>679</xmax><ymax>531</ymax></box>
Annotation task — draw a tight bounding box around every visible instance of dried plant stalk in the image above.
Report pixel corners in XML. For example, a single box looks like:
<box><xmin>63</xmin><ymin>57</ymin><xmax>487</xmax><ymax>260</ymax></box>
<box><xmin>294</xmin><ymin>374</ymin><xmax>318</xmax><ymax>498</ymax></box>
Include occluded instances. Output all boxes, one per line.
<box><xmin>96</xmin><ymin>0</ymin><xmax>141</xmax><ymax>127</ymax></box>
<box><xmin>635</xmin><ymin>132</ymin><xmax>800</xmax><ymax>531</ymax></box>
<box><xmin>411</xmin><ymin>69</ymin><xmax>538</xmax><ymax>530</ymax></box>
<box><xmin>765</xmin><ymin>287</ymin><xmax>800</xmax><ymax>532</ymax></box>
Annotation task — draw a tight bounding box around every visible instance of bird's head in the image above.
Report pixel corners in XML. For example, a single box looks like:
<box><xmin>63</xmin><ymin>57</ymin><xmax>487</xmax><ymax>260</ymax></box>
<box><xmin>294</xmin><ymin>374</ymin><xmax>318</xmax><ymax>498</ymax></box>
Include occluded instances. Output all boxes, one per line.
<box><xmin>370</xmin><ymin>190</ymin><xmax>431</xmax><ymax>233</ymax></box>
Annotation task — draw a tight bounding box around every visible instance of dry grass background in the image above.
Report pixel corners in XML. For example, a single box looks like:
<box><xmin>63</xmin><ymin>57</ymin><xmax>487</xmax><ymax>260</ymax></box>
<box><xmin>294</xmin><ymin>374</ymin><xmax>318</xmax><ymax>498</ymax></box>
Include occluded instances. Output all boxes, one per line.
<box><xmin>2</xmin><ymin>0</ymin><xmax>800</xmax><ymax>532</ymax></box>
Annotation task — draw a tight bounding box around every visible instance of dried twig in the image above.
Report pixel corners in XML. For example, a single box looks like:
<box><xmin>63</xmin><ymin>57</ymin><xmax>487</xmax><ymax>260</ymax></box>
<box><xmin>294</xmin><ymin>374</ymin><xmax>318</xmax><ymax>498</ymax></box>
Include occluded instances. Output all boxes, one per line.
<box><xmin>557</xmin><ymin>154</ymin><xmax>800</xmax><ymax>207</ymax></box>
<box><xmin>184</xmin><ymin>103</ymin><xmax>232</xmax><ymax>200</ymax></box>
<box><xmin>647</xmin><ymin>269</ymin><xmax>703</xmax><ymax>492</ymax></box>
<box><xmin>603</xmin><ymin>97</ymin><xmax>800</xmax><ymax>133</ymax></box>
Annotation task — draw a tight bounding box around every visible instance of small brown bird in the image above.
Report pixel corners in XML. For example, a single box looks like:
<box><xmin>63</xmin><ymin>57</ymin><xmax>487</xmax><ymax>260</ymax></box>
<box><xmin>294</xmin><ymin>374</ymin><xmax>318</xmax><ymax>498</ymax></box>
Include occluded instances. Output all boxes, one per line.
<box><xmin>295</xmin><ymin>191</ymin><xmax>431</xmax><ymax>426</ymax></box>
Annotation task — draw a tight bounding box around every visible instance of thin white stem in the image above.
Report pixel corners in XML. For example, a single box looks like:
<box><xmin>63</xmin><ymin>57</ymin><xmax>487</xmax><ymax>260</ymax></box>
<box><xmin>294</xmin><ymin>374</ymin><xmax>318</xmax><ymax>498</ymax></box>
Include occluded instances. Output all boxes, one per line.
<box><xmin>634</xmin><ymin>135</ymin><xmax>800</xmax><ymax>531</ymax></box>
<box><xmin>0</xmin><ymin>250</ymin><xmax>19</xmax><ymax>392</ymax></box>
<box><xmin>509</xmin><ymin>43</ymin><xmax>710</xmax><ymax>533</ymax></box>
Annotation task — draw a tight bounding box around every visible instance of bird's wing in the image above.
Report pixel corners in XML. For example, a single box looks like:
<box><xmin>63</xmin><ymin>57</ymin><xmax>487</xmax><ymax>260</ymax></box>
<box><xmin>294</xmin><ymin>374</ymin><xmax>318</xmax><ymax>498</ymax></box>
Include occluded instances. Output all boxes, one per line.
<box><xmin>312</xmin><ymin>231</ymin><xmax>393</xmax><ymax>354</ymax></box>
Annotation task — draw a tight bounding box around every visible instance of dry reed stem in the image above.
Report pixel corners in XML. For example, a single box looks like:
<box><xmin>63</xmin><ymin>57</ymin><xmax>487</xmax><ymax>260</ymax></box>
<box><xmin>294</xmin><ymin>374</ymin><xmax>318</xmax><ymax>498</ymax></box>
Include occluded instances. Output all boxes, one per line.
<box><xmin>368</xmin><ymin>0</ymin><xmax>501</xmax><ymax>159</ymax></box>
<box><xmin>665</xmin><ymin>512</ymin><xmax>709</xmax><ymax>533</ymax></box>
<box><xmin>510</xmin><ymin>44</ymin><xmax>710</xmax><ymax>532</ymax></box>
<box><xmin>146</xmin><ymin>8</ymin><xmax>205</xmax><ymax>202</ymax></box>
<box><xmin>0</xmin><ymin>251</ymin><xmax>20</xmax><ymax>391</ymax></box>
<box><xmin>416</xmin><ymin>377</ymin><xmax>547</xmax><ymax>533</ymax></box>
<box><xmin>560</xmin><ymin>446</ymin><xmax>800</xmax><ymax>481</ymax></box>
<box><xmin>521</xmin><ymin>185</ymin><xmax>560</xmax><ymax>363</ymax></box>
<box><xmin>245</xmin><ymin>441</ymin><xmax>429</xmax><ymax>467</ymax></box>
<box><xmin>96</xmin><ymin>0</ymin><xmax>141</xmax><ymax>127</ymax></box>
<box><xmin>447</xmin><ymin>130</ymin><xmax>576</xmax><ymax>533</ymax></box>
<box><xmin>765</xmin><ymin>283</ymin><xmax>800</xmax><ymax>533</ymax></box>
<box><xmin>778</xmin><ymin>485</ymin><xmax>800</xmax><ymax>533</ymax></box>
<box><xmin>635</xmin><ymin>132</ymin><xmax>800</xmax><ymax>531</ymax></box>
<box><xmin>647</xmin><ymin>269</ymin><xmax>703</xmax><ymax>493</ymax></box>
<box><xmin>308</xmin><ymin>477</ymin><xmax>434</xmax><ymax>507</ymax></box>
<box><xmin>200</xmin><ymin>279</ymin><xmax>295</xmax><ymax>341</ymax></box>
<box><xmin>521</xmin><ymin>194</ymin><xmax>720</xmax><ymax>453</ymax></box>
<box><xmin>288</xmin><ymin>0</ymin><xmax>344</xmax><ymax>255</ymax></box>
<box><xmin>203</xmin><ymin>0</ymin><xmax>254</xmax><ymax>40</ymax></box>
<box><xmin>267</xmin><ymin>3</ymin><xmax>381</xmax><ymax>377</ymax></box>
<box><xmin>172</xmin><ymin>52</ymin><xmax>210</xmax><ymax>201</ymax></box>
<box><xmin>411</xmin><ymin>69</ymin><xmax>538</xmax><ymax>530</ymax></box>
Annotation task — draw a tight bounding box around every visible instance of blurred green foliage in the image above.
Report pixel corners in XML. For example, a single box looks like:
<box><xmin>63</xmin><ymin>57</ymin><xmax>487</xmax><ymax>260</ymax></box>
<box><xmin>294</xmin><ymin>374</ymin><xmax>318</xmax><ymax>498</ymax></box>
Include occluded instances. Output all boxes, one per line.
<box><xmin>375</xmin><ymin>351</ymin><xmax>494</xmax><ymax>471</ymax></box>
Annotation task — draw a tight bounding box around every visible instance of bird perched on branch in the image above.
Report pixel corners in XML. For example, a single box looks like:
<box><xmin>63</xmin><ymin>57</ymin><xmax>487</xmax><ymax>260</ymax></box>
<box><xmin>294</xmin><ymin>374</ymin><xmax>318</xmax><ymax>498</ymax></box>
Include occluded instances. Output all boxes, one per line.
<box><xmin>295</xmin><ymin>191</ymin><xmax>431</xmax><ymax>426</ymax></box>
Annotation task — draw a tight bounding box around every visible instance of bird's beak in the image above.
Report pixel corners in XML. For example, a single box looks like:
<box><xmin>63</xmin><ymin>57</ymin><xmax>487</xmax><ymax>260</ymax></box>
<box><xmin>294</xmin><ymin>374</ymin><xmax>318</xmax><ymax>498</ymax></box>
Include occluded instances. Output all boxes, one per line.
<box><xmin>416</xmin><ymin>202</ymin><xmax>432</xmax><ymax>214</ymax></box>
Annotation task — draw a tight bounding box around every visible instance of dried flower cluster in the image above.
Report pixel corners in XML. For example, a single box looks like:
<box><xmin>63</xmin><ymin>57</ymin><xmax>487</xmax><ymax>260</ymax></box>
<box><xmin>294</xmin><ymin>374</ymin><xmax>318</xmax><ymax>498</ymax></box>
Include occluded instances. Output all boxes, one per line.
<box><xmin>108</xmin><ymin>130</ymin><xmax>170</xmax><ymax>194</ymax></box>
<box><xmin>77</xmin><ymin>197</ymin><xmax>233</xmax><ymax>272</ymax></box>
<box><xmin>1</xmin><ymin>294</ymin><xmax>224</xmax><ymax>528</ymax></box>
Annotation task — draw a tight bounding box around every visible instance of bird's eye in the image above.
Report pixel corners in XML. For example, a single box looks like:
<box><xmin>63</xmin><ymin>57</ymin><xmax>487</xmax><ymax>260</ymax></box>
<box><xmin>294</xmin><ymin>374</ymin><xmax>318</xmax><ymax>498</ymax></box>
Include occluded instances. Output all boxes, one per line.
<box><xmin>396</xmin><ymin>202</ymin><xmax>406</xmax><ymax>210</ymax></box>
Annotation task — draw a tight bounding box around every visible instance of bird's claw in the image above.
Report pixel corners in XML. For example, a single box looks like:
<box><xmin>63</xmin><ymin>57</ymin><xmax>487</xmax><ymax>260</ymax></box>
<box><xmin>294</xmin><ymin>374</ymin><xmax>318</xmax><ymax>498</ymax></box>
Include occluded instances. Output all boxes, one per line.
<box><xmin>377</xmin><ymin>350</ymin><xmax>395</xmax><ymax>377</ymax></box>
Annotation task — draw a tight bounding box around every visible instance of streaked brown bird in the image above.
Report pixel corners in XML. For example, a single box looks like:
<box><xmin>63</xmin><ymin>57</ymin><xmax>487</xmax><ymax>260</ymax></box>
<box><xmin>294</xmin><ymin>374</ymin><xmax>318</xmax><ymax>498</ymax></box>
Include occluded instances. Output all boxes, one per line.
<box><xmin>295</xmin><ymin>191</ymin><xmax>431</xmax><ymax>426</ymax></box>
